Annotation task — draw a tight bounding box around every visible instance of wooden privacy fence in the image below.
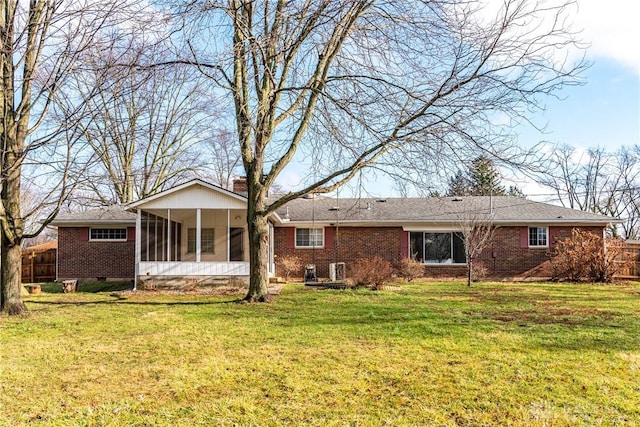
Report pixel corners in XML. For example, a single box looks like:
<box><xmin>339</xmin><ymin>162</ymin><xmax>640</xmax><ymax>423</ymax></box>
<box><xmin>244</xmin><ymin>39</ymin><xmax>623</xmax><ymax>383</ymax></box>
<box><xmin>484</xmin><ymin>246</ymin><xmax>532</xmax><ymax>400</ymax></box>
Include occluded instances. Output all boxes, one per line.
<box><xmin>615</xmin><ymin>241</ymin><xmax>640</xmax><ymax>279</ymax></box>
<box><xmin>21</xmin><ymin>241</ymin><xmax>57</xmax><ymax>284</ymax></box>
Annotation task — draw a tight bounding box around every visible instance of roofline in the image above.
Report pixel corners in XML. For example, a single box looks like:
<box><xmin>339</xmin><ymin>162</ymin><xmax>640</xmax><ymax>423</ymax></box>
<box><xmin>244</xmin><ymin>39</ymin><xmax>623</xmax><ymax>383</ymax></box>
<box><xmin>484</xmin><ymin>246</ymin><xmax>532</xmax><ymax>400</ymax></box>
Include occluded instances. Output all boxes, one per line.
<box><xmin>127</xmin><ymin>178</ymin><xmax>247</xmax><ymax>209</ymax></box>
<box><xmin>51</xmin><ymin>219</ymin><xmax>136</xmax><ymax>227</ymax></box>
<box><xmin>272</xmin><ymin>218</ymin><xmax>618</xmax><ymax>227</ymax></box>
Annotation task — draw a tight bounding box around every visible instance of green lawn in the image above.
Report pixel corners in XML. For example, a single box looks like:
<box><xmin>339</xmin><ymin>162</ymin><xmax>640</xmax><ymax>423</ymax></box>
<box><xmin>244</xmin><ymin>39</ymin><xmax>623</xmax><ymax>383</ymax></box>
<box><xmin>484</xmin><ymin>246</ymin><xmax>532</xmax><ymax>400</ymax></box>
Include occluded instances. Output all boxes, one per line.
<box><xmin>1</xmin><ymin>281</ymin><xmax>639</xmax><ymax>426</ymax></box>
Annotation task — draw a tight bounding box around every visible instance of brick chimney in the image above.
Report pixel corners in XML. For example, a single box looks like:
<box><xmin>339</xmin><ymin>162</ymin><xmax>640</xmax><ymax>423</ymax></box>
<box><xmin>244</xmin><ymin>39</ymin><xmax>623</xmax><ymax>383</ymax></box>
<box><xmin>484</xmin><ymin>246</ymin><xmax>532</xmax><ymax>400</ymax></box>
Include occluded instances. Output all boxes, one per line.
<box><xmin>232</xmin><ymin>177</ymin><xmax>248</xmax><ymax>194</ymax></box>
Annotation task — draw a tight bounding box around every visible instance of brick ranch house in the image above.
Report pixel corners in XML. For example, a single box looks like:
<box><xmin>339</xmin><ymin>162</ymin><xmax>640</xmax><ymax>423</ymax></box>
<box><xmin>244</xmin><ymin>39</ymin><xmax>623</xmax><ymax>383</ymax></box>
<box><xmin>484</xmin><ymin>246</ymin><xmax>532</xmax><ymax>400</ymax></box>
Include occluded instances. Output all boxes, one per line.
<box><xmin>52</xmin><ymin>179</ymin><xmax>616</xmax><ymax>286</ymax></box>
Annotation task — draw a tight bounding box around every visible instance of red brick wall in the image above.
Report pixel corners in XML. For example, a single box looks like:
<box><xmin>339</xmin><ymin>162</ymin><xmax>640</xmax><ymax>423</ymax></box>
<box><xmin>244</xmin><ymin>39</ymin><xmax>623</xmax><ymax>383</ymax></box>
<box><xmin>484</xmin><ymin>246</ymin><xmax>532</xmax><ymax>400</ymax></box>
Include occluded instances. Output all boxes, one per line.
<box><xmin>478</xmin><ymin>226</ymin><xmax>604</xmax><ymax>278</ymax></box>
<box><xmin>274</xmin><ymin>226</ymin><xmax>404</xmax><ymax>277</ymax></box>
<box><xmin>57</xmin><ymin>227</ymin><xmax>135</xmax><ymax>280</ymax></box>
<box><xmin>273</xmin><ymin>225</ymin><xmax>605</xmax><ymax>279</ymax></box>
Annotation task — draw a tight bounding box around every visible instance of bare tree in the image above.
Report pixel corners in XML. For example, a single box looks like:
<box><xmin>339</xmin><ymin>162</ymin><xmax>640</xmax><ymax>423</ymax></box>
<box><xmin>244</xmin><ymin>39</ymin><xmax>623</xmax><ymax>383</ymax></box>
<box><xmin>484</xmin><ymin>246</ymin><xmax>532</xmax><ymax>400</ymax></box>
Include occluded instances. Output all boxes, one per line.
<box><xmin>204</xmin><ymin>128</ymin><xmax>242</xmax><ymax>190</ymax></box>
<box><xmin>537</xmin><ymin>144</ymin><xmax>640</xmax><ymax>238</ymax></box>
<box><xmin>537</xmin><ymin>145</ymin><xmax>609</xmax><ymax>212</ymax></box>
<box><xmin>456</xmin><ymin>207</ymin><xmax>497</xmax><ymax>287</ymax></box>
<box><xmin>610</xmin><ymin>146</ymin><xmax>640</xmax><ymax>239</ymax></box>
<box><xmin>170</xmin><ymin>0</ymin><xmax>587</xmax><ymax>302</ymax></box>
<box><xmin>58</xmin><ymin>28</ymin><xmax>223</xmax><ymax>205</ymax></box>
<box><xmin>0</xmin><ymin>0</ymin><xmax>149</xmax><ymax>314</ymax></box>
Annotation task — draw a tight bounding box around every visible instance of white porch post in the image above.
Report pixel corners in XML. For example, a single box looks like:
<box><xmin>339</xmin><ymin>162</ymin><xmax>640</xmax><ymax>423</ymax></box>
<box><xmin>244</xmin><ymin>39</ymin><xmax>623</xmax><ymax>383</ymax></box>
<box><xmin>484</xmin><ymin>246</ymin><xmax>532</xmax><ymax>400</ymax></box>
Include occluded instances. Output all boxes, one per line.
<box><xmin>167</xmin><ymin>209</ymin><xmax>171</xmax><ymax>262</ymax></box>
<box><xmin>196</xmin><ymin>208</ymin><xmax>201</xmax><ymax>262</ymax></box>
<box><xmin>134</xmin><ymin>210</ymin><xmax>141</xmax><ymax>290</ymax></box>
<box><xmin>227</xmin><ymin>209</ymin><xmax>231</xmax><ymax>262</ymax></box>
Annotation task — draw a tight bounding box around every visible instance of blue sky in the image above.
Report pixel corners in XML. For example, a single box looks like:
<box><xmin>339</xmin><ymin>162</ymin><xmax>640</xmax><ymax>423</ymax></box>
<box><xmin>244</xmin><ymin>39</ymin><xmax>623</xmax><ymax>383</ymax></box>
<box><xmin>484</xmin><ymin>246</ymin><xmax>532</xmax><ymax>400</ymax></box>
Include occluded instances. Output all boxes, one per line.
<box><xmin>520</xmin><ymin>0</ymin><xmax>639</xmax><ymax>151</ymax></box>
<box><xmin>510</xmin><ymin>0</ymin><xmax>640</xmax><ymax>197</ymax></box>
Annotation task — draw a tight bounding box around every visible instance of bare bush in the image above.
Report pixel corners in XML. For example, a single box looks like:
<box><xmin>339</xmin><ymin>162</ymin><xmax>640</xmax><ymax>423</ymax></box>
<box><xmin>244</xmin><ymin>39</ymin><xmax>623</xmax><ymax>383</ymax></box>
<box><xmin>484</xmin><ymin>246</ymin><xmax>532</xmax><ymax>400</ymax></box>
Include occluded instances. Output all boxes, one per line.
<box><xmin>551</xmin><ymin>229</ymin><xmax>624</xmax><ymax>283</ymax></box>
<box><xmin>350</xmin><ymin>257</ymin><xmax>394</xmax><ymax>289</ymax></box>
<box><xmin>277</xmin><ymin>256</ymin><xmax>302</xmax><ymax>282</ymax></box>
<box><xmin>471</xmin><ymin>262</ymin><xmax>489</xmax><ymax>282</ymax></box>
<box><xmin>395</xmin><ymin>257</ymin><xmax>424</xmax><ymax>282</ymax></box>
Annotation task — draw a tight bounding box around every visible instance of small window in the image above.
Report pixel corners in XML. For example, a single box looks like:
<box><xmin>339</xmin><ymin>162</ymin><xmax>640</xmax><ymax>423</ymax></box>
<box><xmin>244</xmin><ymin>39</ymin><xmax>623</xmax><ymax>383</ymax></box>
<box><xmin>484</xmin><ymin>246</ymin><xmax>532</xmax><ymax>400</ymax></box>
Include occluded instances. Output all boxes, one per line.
<box><xmin>296</xmin><ymin>228</ymin><xmax>323</xmax><ymax>248</ymax></box>
<box><xmin>187</xmin><ymin>228</ymin><xmax>215</xmax><ymax>253</ymax></box>
<box><xmin>529</xmin><ymin>227</ymin><xmax>548</xmax><ymax>247</ymax></box>
<box><xmin>90</xmin><ymin>228</ymin><xmax>127</xmax><ymax>241</ymax></box>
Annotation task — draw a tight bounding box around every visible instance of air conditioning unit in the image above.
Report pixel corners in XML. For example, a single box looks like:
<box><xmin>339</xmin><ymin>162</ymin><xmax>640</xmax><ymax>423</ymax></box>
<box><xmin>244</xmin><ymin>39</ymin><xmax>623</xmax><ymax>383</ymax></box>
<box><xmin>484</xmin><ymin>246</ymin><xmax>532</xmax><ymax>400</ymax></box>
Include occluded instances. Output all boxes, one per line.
<box><xmin>329</xmin><ymin>262</ymin><xmax>345</xmax><ymax>281</ymax></box>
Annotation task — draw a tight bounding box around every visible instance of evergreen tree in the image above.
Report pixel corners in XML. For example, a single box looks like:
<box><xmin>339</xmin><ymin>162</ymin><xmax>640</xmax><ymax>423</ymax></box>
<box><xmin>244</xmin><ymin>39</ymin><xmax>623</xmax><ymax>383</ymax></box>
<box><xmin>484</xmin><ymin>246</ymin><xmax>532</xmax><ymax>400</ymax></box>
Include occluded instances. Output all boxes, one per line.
<box><xmin>507</xmin><ymin>185</ymin><xmax>526</xmax><ymax>198</ymax></box>
<box><xmin>445</xmin><ymin>170</ymin><xmax>471</xmax><ymax>196</ymax></box>
<box><xmin>468</xmin><ymin>156</ymin><xmax>506</xmax><ymax>196</ymax></box>
<box><xmin>444</xmin><ymin>156</ymin><xmax>526</xmax><ymax>197</ymax></box>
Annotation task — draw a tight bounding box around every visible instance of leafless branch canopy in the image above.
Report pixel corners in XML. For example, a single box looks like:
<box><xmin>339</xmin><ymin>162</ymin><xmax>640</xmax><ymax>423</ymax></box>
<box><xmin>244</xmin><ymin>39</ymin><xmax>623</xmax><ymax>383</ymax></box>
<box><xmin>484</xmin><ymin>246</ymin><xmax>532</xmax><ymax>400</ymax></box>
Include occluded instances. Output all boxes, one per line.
<box><xmin>536</xmin><ymin>144</ymin><xmax>640</xmax><ymax>239</ymax></box>
<box><xmin>171</xmin><ymin>0</ymin><xmax>586</xmax><ymax>213</ymax></box>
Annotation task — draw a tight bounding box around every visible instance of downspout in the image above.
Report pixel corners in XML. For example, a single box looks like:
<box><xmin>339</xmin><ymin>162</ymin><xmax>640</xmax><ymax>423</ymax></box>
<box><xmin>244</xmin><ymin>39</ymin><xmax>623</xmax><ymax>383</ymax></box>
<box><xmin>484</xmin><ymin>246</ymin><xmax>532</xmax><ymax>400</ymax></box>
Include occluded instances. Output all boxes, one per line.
<box><xmin>134</xmin><ymin>209</ymin><xmax>141</xmax><ymax>291</ymax></box>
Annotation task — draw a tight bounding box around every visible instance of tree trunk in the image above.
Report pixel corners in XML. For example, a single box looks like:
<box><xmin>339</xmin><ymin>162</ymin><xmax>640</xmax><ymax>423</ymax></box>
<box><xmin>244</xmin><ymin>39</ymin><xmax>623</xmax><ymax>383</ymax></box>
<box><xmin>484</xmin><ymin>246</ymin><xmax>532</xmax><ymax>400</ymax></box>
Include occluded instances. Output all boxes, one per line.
<box><xmin>244</xmin><ymin>212</ymin><xmax>272</xmax><ymax>302</ymax></box>
<box><xmin>467</xmin><ymin>260</ymin><xmax>472</xmax><ymax>287</ymax></box>
<box><xmin>1</xmin><ymin>242</ymin><xmax>26</xmax><ymax>315</ymax></box>
<box><xmin>243</xmin><ymin>178</ymin><xmax>272</xmax><ymax>302</ymax></box>
<box><xmin>1</xmin><ymin>125</ymin><xmax>27</xmax><ymax>315</ymax></box>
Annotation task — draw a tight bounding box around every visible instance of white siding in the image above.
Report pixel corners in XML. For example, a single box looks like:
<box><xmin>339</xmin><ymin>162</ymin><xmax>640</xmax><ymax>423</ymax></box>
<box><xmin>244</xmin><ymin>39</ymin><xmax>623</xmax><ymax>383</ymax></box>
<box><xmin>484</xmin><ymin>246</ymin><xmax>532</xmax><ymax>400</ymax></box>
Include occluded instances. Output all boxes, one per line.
<box><xmin>139</xmin><ymin>261</ymin><xmax>250</xmax><ymax>276</ymax></box>
<box><xmin>137</xmin><ymin>184</ymin><xmax>246</xmax><ymax>210</ymax></box>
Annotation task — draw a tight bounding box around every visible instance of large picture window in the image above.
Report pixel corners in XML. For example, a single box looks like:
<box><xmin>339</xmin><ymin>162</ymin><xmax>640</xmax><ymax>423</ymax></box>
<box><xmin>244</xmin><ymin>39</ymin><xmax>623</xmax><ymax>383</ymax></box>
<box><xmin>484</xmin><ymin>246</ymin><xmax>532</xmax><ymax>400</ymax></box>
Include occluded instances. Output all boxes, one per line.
<box><xmin>187</xmin><ymin>228</ymin><xmax>215</xmax><ymax>253</ymax></box>
<box><xmin>528</xmin><ymin>227</ymin><xmax>548</xmax><ymax>247</ymax></box>
<box><xmin>296</xmin><ymin>228</ymin><xmax>323</xmax><ymax>248</ymax></box>
<box><xmin>409</xmin><ymin>231</ymin><xmax>466</xmax><ymax>264</ymax></box>
<box><xmin>90</xmin><ymin>228</ymin><xmax>127</xmax><ymax>241</ymax></box>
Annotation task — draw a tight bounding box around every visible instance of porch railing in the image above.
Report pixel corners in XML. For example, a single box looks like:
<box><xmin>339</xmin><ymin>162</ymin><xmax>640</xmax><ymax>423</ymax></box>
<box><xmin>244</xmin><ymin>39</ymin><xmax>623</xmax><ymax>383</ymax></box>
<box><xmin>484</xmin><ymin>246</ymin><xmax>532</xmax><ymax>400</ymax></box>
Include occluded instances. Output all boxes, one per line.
<box><xmin>138</xmin><ymin>261</ymin><xmax>250</xmax><ymax>276</ymax></box>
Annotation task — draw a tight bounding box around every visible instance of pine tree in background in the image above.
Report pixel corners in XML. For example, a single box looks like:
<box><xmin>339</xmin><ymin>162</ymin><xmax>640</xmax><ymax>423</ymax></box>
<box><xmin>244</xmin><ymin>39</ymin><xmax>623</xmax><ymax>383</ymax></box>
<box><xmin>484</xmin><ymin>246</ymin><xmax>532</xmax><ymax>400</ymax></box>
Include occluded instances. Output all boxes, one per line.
<box><xmin>468</xmin><ymin>156</ymin><xmax>506</xmax><ymax>196</ymax></box>
<box><xmin>507</xmin><ymin>185</ymin><xmax>526</xmax><ymax>198</ymax></box>
<box><xmin>445</xmin><ymin>170</ymin><xmax>471</xmax><ymax>196</ymax></box>
<box><xmin>444</xmin><ymin>156</ymin><xmax>525</xmax><ymax>197</ymax></box>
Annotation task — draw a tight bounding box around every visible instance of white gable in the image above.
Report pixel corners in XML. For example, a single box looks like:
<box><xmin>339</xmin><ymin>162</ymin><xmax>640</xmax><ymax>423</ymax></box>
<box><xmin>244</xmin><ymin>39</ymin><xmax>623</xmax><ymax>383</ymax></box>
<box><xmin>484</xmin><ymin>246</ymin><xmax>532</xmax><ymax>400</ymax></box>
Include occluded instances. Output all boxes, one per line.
<box><xmin>132</xmin><ymin>182</ymin><xmax>247</xmax><ymax>210</ymax></box>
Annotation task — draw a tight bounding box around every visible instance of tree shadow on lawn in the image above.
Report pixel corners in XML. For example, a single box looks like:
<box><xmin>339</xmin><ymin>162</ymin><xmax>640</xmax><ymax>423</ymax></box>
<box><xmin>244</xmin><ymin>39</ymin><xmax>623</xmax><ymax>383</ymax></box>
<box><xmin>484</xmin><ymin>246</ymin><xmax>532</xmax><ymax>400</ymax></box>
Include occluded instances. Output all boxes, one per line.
<box><xmin>37</xmin><ymin>281</ymin><xmax>134</xmax><ymax>294</ymax></box>
<box><xmin>25</xmin><ymin>298</ymin><xmax>638</xmax><ymax>352</ymax></box>
<box><xmin>30</xmin><ymin>282</ymin><xmax>249</xmax><ymax>305</ymax></box>
<box><xmin>26</xmin><ymin>294</ymin><xmax>243</xmax><ymax>307</ymax></box>
<box><xmin>292</xmin><ymin>304</ymin><xmax>638</xmax><ymax>352</ymax></box>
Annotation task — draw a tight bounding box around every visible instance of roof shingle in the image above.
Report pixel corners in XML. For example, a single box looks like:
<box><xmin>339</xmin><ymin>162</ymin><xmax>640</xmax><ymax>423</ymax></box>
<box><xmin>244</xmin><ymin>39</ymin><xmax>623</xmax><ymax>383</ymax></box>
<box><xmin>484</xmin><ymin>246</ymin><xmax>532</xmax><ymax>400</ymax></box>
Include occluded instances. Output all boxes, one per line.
<box><xmin>273</xmin><ymin>195</ymin><xmax>616</xmax><ymax>225</ymax></box>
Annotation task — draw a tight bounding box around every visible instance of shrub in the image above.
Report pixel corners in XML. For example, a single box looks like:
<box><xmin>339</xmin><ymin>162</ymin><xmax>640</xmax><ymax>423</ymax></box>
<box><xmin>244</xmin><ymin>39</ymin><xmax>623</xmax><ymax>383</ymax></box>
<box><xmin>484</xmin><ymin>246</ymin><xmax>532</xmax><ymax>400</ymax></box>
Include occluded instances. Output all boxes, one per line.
<box><xmin>277</xmin><ymin>256</ymin><xmax>303</xmax><ymax>281</ymax></box>
<box><xmin>350</xmin><ymin>257</ymin><xmax>394</xmax><ymax>289</ymax></box>
<box><xmin>395</xmin><ymin>257</ymin><xmax>424</xmax><ymax>282</ymax></box>
<box><xmin>551</xmin><ymin>228</ymin><xmax>624</xmax><ymax>283</ymax></box>
<box><xmin>470</xmin><ymin>261</ymin><xmax>488</xmax><ymax>282</ymax></box>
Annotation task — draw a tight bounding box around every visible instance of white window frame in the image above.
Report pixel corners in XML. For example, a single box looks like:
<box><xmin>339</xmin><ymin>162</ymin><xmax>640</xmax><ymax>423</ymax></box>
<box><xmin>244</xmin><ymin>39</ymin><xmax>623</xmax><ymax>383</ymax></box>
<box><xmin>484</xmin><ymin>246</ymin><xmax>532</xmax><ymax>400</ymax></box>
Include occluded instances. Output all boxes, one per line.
<box><xmin>187</xmin><ymin>228</ymin><xmax>215</xmax><ymax>254</ymax></box>
<box><xmin>528</xmin><ymin>226</ymin><xmax>549</xmax><ymax>248</ymax></box>
<box><xmin>89</xmin><ymin>228</ymin><xmax>127</xmax><ymax>242</ymax></box>
<box><xmin>295</xmin><ymin>227</ymin><xmax>324</xmax><ymax>248</ymax></box>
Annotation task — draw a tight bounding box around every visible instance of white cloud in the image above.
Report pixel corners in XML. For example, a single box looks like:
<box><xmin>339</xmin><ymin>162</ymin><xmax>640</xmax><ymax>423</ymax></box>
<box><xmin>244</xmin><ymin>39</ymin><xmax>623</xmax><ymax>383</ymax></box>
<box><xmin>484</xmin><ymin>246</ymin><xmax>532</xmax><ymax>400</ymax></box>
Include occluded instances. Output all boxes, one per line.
<box><xmin>275</xmin><ymin>169</ymin><xmax>304</xmax><ymax>192</ymax></box>
<box><xmin>478</xmin><ymin>0</ymin><xmax>640</xmax><ymax>75</ymax></box>
<box><xmin>573</xmin><ymin>0</ymin><xmax>640</xmax><ymax>74</ymax></box>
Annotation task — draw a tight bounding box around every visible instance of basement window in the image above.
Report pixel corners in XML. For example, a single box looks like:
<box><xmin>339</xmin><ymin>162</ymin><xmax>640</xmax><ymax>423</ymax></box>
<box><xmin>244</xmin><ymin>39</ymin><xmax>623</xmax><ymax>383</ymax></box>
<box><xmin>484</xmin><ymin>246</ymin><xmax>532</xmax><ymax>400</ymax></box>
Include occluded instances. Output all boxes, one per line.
<box><xmin>90</xmin><ymin>228</ymin><xmax>127</xmax><ymax>241</ymax></box>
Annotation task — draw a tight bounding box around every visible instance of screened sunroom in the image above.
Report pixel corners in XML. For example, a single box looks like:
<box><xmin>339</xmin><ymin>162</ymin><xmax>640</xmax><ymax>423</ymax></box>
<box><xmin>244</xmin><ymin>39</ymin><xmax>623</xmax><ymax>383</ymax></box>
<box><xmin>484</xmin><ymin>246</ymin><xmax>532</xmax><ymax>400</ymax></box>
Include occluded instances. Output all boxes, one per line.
<box><xmin>128</xmin><ymin>180</ymin><xmax>275</xmax><ymax>287</ymax></box>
